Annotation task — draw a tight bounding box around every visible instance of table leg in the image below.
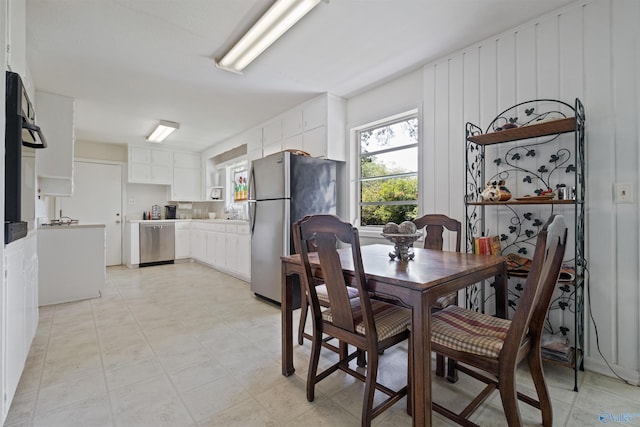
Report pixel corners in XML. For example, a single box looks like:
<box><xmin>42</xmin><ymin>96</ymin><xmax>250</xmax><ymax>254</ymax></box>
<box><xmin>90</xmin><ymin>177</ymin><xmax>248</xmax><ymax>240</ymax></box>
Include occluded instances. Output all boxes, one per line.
<box><xmin>410</xmin><ymin>292</ymin><xmax>431</xmax><ymax>427</ymax></box>
<box><xmin>494</xmin><ymin>262</ymin><xmax>508</xmax><ymax>319</ymax></box>
<box><xmin>281</xmin><ymin>265</ymin><xmax>295</xmax><ymax>376</ymax></box>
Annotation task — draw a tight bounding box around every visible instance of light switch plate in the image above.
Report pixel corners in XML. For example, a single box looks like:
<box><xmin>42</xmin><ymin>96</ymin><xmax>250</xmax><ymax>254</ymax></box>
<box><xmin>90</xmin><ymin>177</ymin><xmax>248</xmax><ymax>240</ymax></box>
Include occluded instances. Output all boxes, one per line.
<box><xmin>615</xmin><ymin>182</ymin><xmax>633</xmax><ymax>203</ymax></box>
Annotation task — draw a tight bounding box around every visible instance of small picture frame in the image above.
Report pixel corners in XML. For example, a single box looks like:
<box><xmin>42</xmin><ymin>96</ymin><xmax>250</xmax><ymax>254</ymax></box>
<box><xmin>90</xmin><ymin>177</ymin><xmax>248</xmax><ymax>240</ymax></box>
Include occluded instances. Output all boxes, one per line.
<box><xmin>233</xmin><ymin>170</ymin><xmax>248</xmax><ymax>202</ymax></box>
<box><xmin>210</xmin><ymin>187</ymin><xmax>222</xmax><ymax>200</ymax></box>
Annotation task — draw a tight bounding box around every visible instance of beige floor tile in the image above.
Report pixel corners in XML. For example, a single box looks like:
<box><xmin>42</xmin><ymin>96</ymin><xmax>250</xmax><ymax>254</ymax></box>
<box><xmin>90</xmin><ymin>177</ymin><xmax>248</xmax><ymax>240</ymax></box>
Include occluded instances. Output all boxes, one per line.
<box><xmin>6</xmin><ymin>262</ymin><xmax>640</xmax><ymax>426</ymax></box>
<box><xmin>109</xmin><ymin>375</ymin><xmax>194</xmax><ymax>427</ymax></box>
<box><xmin>32</xmin><ymin>396</ymin><xmax>113</xmax><ymax>427</ymax></box>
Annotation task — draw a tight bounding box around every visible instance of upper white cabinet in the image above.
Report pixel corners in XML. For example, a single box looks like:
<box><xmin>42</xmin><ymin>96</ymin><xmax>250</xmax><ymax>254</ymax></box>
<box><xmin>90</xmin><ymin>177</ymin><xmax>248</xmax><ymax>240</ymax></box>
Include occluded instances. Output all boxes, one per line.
<box><xmin>171</xmin><ymin>151</ymin><xmax>201</xmax><ymax>201</ymax></box>
<box><xmin>128</xmin><ymin>146</ymin><xmax>172</xmax><ymax>185</ymax></box>
<box><xmin>262</xmin><ymin>119</ymin><xmax>283</xmax><ymax>156</ymax></box>
<box><xmin>35</xmin><ymin>91</ymin><xmax>75</xmax><ymax>196</ymax></box>
<box><xmin>280</xmin><ymin>93</ymin><xmax>346</xmax><ymax>161</ymax></box>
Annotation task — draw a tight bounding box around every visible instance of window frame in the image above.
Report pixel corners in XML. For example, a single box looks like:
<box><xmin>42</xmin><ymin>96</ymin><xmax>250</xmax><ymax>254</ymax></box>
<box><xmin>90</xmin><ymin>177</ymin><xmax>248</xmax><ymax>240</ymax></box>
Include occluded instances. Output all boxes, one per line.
<box><xmin>354</xmin><ymin>110</ymin><xmax>420</xmax><ymax>229</ymax></box>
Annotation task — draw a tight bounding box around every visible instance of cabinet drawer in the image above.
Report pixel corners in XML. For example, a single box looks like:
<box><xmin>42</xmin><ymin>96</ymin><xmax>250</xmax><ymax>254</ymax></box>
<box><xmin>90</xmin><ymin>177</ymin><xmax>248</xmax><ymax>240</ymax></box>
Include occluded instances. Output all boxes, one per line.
<box><xmin>236</xmin><ymin>224</ymin><xmax>250</xmax><ymax>235</ymax></box>
<box><xmin>225</xmin><ymin>224</ymin><xmax>237</xmax><ymax>234</ymax></box>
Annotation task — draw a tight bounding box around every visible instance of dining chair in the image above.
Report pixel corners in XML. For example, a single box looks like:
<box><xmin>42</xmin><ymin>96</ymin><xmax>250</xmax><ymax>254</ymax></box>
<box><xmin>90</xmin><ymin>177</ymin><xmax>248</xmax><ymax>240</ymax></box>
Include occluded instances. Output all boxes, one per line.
<box><xmin>294</xmin><ymin>214</ymin><xmax>412</xmax><ymax>426</ymax></box>
<box><xmin>413</xmin><ymin>213</ymin><xmax>462</xmax><ymax>379</ymax></box>
<box><xmin>430</xmin><ymin>214</ymin><xmax>567</xmax><ymax>427</ymax></box>
<box><xmin>296</xmin><ymin>216</ymin><xmax>360</xmax><ymax>347</ymax></box>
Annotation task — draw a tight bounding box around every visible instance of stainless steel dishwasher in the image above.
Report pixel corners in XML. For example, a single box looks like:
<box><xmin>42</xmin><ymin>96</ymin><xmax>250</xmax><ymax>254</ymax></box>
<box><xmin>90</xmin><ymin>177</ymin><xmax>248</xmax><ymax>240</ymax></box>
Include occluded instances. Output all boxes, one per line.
<box><xmin>139</xmin><ymin>222</ymin><xmax>175</xmax><ymax>265</ymax></box>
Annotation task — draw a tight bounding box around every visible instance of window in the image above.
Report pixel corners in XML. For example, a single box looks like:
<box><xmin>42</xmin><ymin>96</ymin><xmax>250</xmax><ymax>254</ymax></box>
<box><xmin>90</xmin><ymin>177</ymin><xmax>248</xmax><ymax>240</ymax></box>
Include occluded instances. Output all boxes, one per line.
<box><xmin>358</xmin><ymin>112</ymin><xmax>419</xmax><ymax>227</ymax></box>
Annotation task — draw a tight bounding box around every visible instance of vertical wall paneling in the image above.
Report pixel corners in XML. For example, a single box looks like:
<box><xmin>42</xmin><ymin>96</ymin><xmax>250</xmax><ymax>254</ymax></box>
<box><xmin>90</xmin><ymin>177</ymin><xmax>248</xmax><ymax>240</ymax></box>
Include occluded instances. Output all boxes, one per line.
<box><xmin>419</xmin><ymin>0</ymin><xmax>639</xmax><ymax>381</ymax></box>
<box><xmin>448</xmin><ymin>54</ymin><xmax>465</xmax><ymax>248</ymax></box>
<box><xmin>422</xmin><ymin>65</ymin><xmax>436</xmax><ymax>213</ymax></box>
<box><xmin>611</xmin><ymin>0</ymin><xmax>640</xmax><ymax>371</ymax></box>
<box><xmin>434</xmin><ymin>62</ymin><xmax>451</xmax><ymax>215</ymax></box>
<box><xmin>583</xmin><ymin>0</ymin><xmax>617</xmax><ymax>368</ymax></box>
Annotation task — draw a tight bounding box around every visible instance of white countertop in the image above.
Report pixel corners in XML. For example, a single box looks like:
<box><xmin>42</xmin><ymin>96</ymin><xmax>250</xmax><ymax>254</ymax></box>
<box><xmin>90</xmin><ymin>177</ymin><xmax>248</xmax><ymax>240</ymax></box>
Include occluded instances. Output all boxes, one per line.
<box><xmin>39</xmin><ymin>223</ymin><xmax>106</xmax><ymax>230</ymax></box>
<box><xmin>128</xmin><ymin>219</ymin><xmax>249</xmax><ymax>225</ymax></box>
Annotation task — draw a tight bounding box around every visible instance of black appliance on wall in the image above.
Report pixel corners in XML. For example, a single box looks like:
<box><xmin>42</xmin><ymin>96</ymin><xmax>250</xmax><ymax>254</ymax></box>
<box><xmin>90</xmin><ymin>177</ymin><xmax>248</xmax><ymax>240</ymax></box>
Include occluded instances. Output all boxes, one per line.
<box><xmin>5</xmin><ymin>71</ymin><xmax>47</xmax><ymax>244</ymax></box>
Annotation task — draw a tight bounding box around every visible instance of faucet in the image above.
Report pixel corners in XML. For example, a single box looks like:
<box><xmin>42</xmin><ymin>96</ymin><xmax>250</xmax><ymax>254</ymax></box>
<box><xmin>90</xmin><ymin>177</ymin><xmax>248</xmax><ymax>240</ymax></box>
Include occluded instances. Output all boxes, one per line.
<box><xmin>225</xmin><ymin>205</ymin><xmax>239</xmax><ymax>220</ymax></box>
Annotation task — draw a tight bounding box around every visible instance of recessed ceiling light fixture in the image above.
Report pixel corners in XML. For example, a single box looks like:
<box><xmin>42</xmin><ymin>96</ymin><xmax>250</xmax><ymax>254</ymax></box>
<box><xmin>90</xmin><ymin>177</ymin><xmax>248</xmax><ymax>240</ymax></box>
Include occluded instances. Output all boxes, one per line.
<box><xmin>147</xmin><ymin>120</ymin><xmax>179</xmax><ymax>143</ymax></box>
<box><xmin>216</xmin><ymin>0</ymin><xmax>322</xmax><ymax>74</ymax></box>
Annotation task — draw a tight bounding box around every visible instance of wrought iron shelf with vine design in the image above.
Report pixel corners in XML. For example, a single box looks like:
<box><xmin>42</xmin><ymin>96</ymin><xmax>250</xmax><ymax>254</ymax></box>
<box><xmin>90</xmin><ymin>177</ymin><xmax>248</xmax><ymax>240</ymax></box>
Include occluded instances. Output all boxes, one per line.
<box><xmin>464</xmin><ymin>98</ymin><xmax>585</xmax><ymax>391</ymax></box>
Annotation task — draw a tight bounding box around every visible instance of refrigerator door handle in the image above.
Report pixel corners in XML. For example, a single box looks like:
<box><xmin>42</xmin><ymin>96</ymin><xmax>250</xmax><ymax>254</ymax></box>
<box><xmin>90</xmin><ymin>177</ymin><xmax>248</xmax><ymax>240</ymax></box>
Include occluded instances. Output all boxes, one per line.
<box><xmin>248</xmin><ymin>165</ymin><xmax>256</xmax><ymax>201</ymax></box>
<box><xmin>248</xmin><ymin>201</ymin><xmax>256</xmax><ymax>235</ymax></box>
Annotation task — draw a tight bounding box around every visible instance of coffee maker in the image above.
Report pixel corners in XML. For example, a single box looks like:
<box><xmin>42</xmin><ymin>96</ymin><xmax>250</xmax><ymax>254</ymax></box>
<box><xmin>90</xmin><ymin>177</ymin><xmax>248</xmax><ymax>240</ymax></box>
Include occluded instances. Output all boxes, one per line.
<box><xmin>165</xmin><ymin>205</ymin><xmax>177</xmax><ymax>219</ymax></box>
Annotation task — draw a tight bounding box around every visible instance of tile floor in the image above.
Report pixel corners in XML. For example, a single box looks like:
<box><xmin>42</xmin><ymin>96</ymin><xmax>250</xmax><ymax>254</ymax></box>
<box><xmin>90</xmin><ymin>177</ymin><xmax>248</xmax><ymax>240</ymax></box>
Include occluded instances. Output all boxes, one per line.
<box><xmin>4</xmin><ymin>262</ymin><xmax>640</xmax><ymax>426</ymax></box>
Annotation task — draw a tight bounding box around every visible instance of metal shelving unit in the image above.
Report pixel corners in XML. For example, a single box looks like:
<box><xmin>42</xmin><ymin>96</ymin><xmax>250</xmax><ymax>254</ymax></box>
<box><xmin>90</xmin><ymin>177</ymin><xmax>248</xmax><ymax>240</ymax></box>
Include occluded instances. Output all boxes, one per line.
<box><xmin>464</xmin><ymin>98</ymin><xmax>585</xmax><ymax>391</ymax></box>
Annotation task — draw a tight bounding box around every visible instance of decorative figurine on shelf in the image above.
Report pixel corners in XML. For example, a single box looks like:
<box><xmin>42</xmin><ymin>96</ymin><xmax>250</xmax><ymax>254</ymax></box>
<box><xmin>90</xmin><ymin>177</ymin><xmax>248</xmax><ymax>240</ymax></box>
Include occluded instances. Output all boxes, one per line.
<box><xmin>480</xmin><ymin>179</ymin><xmax>512</xmax><ymax>201</ymax></box>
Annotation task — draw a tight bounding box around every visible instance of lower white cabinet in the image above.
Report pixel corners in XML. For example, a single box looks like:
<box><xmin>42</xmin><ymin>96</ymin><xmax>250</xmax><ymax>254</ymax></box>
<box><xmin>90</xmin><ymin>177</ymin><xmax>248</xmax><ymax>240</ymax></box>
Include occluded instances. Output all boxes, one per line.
<box><xmin>175</xmin><ymin>222</ymin><xmax>191</xmax><ymax>259</ymax></box>
<box><xmin>189</xmin><ymin>221</ymin><xmax>250</xmax><ymax>281</ymax></box>
<box><xmin>3</xmin><ymin>232</ymin><xmax>38</xmax><ymax>420</ymax></box>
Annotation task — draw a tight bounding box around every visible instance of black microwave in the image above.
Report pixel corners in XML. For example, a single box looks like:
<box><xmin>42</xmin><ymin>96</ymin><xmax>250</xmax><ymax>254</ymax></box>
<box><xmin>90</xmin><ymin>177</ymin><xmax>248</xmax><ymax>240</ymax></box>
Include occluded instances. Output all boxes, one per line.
<box><xmin>4</xmin><ymin>71</ymin><xmax>47</xmax><ymax>244</ymax></box>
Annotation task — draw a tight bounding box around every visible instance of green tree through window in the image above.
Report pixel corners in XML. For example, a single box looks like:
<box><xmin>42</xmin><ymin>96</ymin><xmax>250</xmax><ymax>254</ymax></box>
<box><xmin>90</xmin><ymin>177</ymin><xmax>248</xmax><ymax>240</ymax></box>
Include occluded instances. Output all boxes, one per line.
<box><xmin>359</xmin><ymin>114</ymin><xmax>418</xmax><ymax>226</ymax></box>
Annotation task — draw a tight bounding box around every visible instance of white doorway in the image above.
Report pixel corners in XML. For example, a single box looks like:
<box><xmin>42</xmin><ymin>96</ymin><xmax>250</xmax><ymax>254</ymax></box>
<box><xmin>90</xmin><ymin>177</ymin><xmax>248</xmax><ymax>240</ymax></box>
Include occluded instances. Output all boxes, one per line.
<box><xmin>58</xmin><ymin>161</ymin><xmax>123</xmax><ymax>266</ymax></box>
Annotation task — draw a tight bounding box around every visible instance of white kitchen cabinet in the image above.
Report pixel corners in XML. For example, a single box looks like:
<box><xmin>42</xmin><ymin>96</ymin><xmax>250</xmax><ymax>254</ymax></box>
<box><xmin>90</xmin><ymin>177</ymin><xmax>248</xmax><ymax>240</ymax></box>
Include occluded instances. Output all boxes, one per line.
<box><xmin>302</xmin><ymin>96</ymin><xmax>326</xmax><ymax>131</ymax></box>
<box><xmin>262</xmin><ymin>141</ymin><xmax>283</xmax><ymax>157</ymax></box>
<box><xmin>190</xmin><ymin>225</ymin><xmax>207</xmax><ymax>262</ymax></box>
<box><xmin>282</xmin><ymin>109</ymin><xmax>303</xmax><ymax>138</ymax></box>
<box><xmin>4</xmin><ymin>232</ymin><xmax>38</xmax><ymax>417</ymax></box>
<box><xmin>172</xmin><ymin>152</ymin><xmax>201</xmax><ymax>201</ymax></box>
<box><xmin>128</xmin><ymin>146</ymin><xmax>173</xmax><ymax>185</ymax></box>
<box><xmin>36</xmin><ymin>91</ymin><xmax>75</xmax><ymax>195</ymax></box>
<box><xmin>124</xmin><ymin>222</ymin><xmax>140</xmax><ymax>267</ymax></box>
<box><xmin>175</xmin><ymin>222</ymin><xmax>191</xmax><ymax>259</ymax></box>
<box><xmin>187</xmin><ymin>220</ymin><xmax>250</xmax><ymax>281</ymax></box>
<box><xmin>262</xmin><ymin>119</ymin><xmax>282</xmax><ymax>146</ymax></box>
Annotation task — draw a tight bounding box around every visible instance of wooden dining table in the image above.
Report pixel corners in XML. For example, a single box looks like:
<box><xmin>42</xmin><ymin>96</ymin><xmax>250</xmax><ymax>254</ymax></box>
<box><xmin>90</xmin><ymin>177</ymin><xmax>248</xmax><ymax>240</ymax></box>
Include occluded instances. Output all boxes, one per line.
<box><xmin>281</xmin><ymin>243</ymin><xmax>507</xmax><ymax>427</ymax></box>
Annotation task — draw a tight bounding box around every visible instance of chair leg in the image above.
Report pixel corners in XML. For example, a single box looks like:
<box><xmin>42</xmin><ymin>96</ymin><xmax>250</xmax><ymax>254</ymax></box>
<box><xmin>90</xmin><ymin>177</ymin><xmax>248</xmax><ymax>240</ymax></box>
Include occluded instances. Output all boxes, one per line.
<box><xmin>446</xmin><ymin>357</ymin><xmax>458</xmax><ymax>383</ymax></box>
<box><xmin>362</xmin><ymin>349</ymin><xmax>379</xmax><ymax>427</ymax></box>
<box><xmin>407</xmin><ymin>334</ymin><xmax>412</xmax><ymax>416</ymax></box>
<box><xmin>435</xmin><ymin>354</ymin><xmax>445</xmax><ymax>377</ymax></box>
<box><xmin>528</xmin><ymin>348</ymin><xmax>553</xmax><ymax>426</ymax></box>
<box><xmin>306</xmin><ymin>327</ymin><xmax>322</xmax><ymax>402</ymax></box>
<box><xmin>298</xmin><ymin>291</ymin><xmax>308</xmax><ymax>345</ymax></box>
<box><xmin>498</xmin><ymin>371</ymin><xmax>523</xmax><ymax>427</ymax></box>
<box><xmin>357</xmin><ymin>349</ymin><xmax>367</xmax><ymax>367</ymax></box>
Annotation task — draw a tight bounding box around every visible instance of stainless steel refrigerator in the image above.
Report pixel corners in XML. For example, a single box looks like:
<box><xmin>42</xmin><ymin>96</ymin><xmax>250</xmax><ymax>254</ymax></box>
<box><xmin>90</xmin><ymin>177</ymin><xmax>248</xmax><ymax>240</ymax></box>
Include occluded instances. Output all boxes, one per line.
<box><xmin>248</xmin><ymin>151</ymin><xmax>337</xmax><ymax>305</ymax></box>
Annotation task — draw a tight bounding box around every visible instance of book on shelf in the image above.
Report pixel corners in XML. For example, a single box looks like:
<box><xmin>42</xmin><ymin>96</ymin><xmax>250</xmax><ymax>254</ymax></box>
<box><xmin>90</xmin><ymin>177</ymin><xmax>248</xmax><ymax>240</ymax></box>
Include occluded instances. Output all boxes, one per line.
<box><xmin>474</xmin><ymin>235</ymin><xmax>501</xmax><ymax>255</ymax></box>
<box><xmin>541</xmin><ymin>333</ymin><xmax>572</xmax><ymax>362</ymax></box>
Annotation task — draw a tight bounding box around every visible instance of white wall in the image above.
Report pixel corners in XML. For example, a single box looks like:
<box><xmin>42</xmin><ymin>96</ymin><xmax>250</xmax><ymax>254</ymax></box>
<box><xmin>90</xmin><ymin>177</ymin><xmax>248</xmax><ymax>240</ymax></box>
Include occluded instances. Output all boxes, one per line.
<box><xmin>347</xmin><ymin>0</ymin><xmax>639</xmax><ymax>384</ymax></box>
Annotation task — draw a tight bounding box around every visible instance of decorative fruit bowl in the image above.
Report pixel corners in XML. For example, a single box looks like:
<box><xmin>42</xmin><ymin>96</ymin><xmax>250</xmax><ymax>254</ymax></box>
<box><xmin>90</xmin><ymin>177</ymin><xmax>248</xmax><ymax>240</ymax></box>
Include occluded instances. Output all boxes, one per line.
<box><xmin>381</xmin><ymin>232</ymin><xmax>422</xmax><ymax>261</ymax></box>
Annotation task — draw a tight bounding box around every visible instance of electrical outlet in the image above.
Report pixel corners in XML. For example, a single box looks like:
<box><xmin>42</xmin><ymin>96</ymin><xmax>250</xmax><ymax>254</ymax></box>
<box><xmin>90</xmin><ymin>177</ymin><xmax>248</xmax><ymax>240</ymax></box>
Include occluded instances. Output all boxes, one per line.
<box><xmin>615</xmin><ymin>183</ymin><xmax>633</xmax><ymax>203</ymax></box>
<box><xmin>128</xmin><ymin>198</ymin><xmax>136</xmax><ymax>205</ymax></box>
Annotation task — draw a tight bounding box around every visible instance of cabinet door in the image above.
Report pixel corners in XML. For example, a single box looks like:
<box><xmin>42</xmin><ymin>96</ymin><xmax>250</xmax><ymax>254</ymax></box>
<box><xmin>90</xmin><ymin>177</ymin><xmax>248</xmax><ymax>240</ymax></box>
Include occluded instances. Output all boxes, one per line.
<box><xmin>236</xmin><ymin>233</ymin><xmax>251</xmax><ymax>279</ymax></box>
<box><xmin>175</xmin><ymin>224</ymin><xmax>191</xmax><ymax>259</ymax></box>
<box><xmin>303</xmin><ymin>126</ymin><xmax>327</xmax><ymax>158</ymax></box>
<box><xmin>282</xmin><ymin>109</ymin><xmax>303</xmax><ymax>138</ymax></box>
<box><xmin>205</xmin><ymin>231</ymin><xmax>217</xmax><ymax>265</ymax></box>
<box><xmin>303</xmin><ymin>97</ymin><xmax>326</xmax><ymax>131</ymax></box>
<box><xmin>263</xmin><ymin>120</ymin><xmax>282</xmax><ymax>146</ymax></box>
<box><xmin>129</xmin><ymin>146</ymin><xmax>151</xmax><ymax>163</ymax></box>
<box><xmin>190</xmin><ymin>229</ymin><xmax>206</xmax><ymax>262</ymax></box>
<box><xmin>151</xmin><ymin>149</ymin><xmax>172</xmax><ymax>166</ymax></box>
<box><xmin>172</xmin><ymin>167</ymin><xmax>200</xmax><ymax>201</ymax></box>
<box><xmin>282</xmin><ymin>134</ymin><xmax>303</xmax><ymax>153</ymax></box>
<box><xmin>4</xmin><ymin>243</ymin><xmax>27</xmax><ymax>408</ymax></box>
<box><xmin>214</xmin><ymin>232</ymin><xmax>226</xmax><ymax>268</ymax></box>
<box><xmin>262</xmin><ymin>141</ymin><xmax>283</xmax><ymax>157</ymax></box>
<box><xmin>129</xmin><ymin>163</ymin><xmax>151</xmax><ymax>182</ymax></box>
<box><xmin>150</xmin><ymin>164</ymin><xmax>172</xmax><ymax>184</ymax></box>
<box><xmin>225</xmin><ymin>234</ymin><xmax>238</xmax><ymax>272</ymax></box>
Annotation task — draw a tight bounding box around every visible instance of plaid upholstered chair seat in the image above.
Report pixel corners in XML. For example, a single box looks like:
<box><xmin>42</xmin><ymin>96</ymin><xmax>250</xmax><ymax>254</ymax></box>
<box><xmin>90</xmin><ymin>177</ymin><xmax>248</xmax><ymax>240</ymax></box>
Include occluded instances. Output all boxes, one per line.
<box><xmin>431</xmin><ymin>305</ymin><xmax>512</xmax><ymax>358</ymax></box>
<box><xmin>322</xmin><ymin>298</ymin><xmax>411</xmax><ymax>341</ymax></box>
<box><xmin>315</xmin><ymin>284</ymin><xmax>359</xmax><ymax>304</ymax></box>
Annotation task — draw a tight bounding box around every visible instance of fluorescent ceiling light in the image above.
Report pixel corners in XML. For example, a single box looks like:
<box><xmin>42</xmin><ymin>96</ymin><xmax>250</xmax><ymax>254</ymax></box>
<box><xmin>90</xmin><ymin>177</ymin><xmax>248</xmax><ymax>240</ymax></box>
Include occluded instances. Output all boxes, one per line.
<box><xmin>216</xmin><ymin>0</ymin><xmax>322</xmax><ymax>74</ymax></box>
<box><xmin>147</xmin><ymin>120</ymin><xmax>179</xmax><ymax>143</ymax></box>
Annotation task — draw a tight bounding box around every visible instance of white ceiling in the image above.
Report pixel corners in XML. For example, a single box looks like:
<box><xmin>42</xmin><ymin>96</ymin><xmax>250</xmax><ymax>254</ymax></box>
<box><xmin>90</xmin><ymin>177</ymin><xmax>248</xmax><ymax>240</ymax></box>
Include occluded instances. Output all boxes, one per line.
<box><xmin>26</xmin><ymin>0</ymin><xmax>575</xmax><ymax>153</ymax></box>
